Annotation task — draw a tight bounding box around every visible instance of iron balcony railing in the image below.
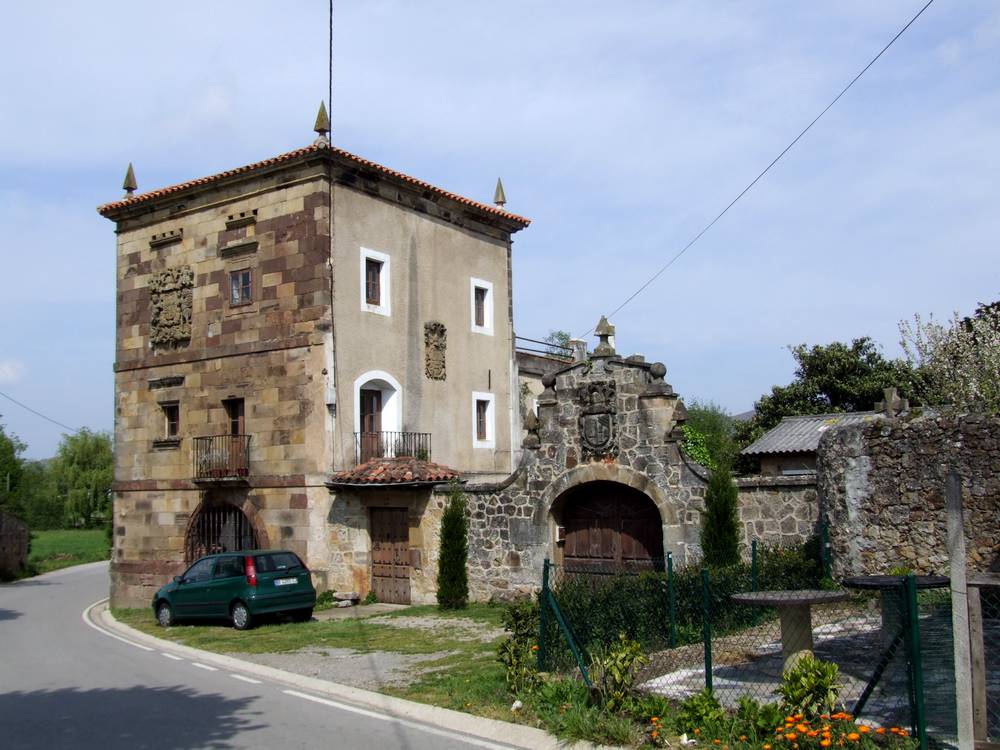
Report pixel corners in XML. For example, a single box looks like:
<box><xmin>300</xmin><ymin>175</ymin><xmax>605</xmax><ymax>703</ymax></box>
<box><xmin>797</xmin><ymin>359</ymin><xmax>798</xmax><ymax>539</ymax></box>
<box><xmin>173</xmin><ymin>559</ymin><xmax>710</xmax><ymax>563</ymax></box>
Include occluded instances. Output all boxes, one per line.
<box><xmin>194</xmin><ymin>434</ymin><xmax>252</xmax><ymax>480</ymax></box>
<box><xmin>355</xmin><ymin>431</ymin><xmax>431</xmax><ymax>464</ymax></box>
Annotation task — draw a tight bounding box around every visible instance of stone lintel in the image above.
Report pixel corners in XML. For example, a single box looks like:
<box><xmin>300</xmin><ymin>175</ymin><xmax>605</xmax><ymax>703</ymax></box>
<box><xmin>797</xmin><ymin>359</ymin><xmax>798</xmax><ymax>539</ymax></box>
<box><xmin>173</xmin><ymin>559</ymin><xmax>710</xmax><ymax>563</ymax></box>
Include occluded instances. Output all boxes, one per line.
<box><xmin>149</xmin><ymin>229</ymin><xmax>183</xmax><ymax>248</ymax></box>
<box><xmin>218</xmin><ymin>238</ymin><xmax>259</xmax><ymax>258</ymax></box>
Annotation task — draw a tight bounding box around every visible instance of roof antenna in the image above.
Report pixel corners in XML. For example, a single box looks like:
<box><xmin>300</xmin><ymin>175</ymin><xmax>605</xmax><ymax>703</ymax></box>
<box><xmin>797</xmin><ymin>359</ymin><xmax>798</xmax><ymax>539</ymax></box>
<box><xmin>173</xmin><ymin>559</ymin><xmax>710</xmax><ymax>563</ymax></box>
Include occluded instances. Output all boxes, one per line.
<box><xmin>493</xmin><ymin>177</ymin><xmax>506</xmax><ymax>207</ymax></box>
<box><xmin>122</xmin><ymin>163</ymin><xmax>137</xmax><ymax>198</ymax></box>
<box><xmin>314</xmin><ymin>101</ymin><xmax>331</xmax><ymax>146</ymax></box>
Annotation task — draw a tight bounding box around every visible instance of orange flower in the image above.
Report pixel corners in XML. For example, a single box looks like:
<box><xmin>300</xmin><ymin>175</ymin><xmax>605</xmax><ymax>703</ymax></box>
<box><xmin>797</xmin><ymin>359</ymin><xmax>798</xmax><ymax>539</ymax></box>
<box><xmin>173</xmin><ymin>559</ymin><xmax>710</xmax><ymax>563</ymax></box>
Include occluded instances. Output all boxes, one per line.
<box><xmin>821</xmin><ymin>715</ymin><xmax>830</xmax><ymax>720</ymax></box>
<box><xmin>847</xmin><ymin>733</ymin><xmax>860</xmax><ymax>742</ymax></box>
<box><xmin>797</xmin><ymin>724</ymin><xmax>809</xmax><ymax>733</ymax></box>
<box><xmin>795</xmin><ymin>714</ymin><xmax>805</xmax><ymax>721</ymax></box>
<box><xmin>858</xmin><ymin>726</ymin><xmax>869</xmax><ymax>734</ymax></box>
<box><xmin>890</xmin><ymin>728</ymin><xmax>900</xmax><ymax>734</ymax></box>
<box><xmin>820</xmin><ymin>741</ymin><xmax>832</xmax><ymax>748</ymax></box>
<box><xmin>714</xmin><ymin>739</ymin><xmax>722</xmax><ymax>745</ymax></box>
<box><xmin>875</xmin><ymin>728</ymin><xmax>886</xmax><ymax>735</ymax></box>
<box><xmin>786</xmin><ymin>717</ymin><xmax>796</xmax><ymax>724</ymax></box>
<box><xmin>739</xmin><ymin>736</ymin><xmax>747</xmax><ymax>742</ymax></box>
<box><xmin>652</xmin><ymin>731</ymin><xmax>659</xmax><ymax>739</ymax></box>
<box><xmin>694</xmin><ymin>729</ymin><xmax>701</xmax><ymax>735</ymax></box>
<box><xmin>785</xmin><ymin>734</ymin><xmax>798</xmax><ymax>742</ymax></box>
<box><xmin>898</xmin><ymin>730</ymin><xmax>909</xmax><ymax>737</ymax></box>
<box><xmin>651</xmin><ymin>717</ymin><xmax>659</xmax><ymax>724</ymax></box>
<box><xmin>763</xmin><ymin>745</ymin><xmax>772</xmax><ymax>750</ymax></box>
<box><xmin>807</xmin><ymin>731</ymin><xmax>819</xmax><ymax>738</ymax></box>
<box><xmin>531</xmin><ymin>645</ymin><xmax>539</xmax><ymax>651</ymax></box>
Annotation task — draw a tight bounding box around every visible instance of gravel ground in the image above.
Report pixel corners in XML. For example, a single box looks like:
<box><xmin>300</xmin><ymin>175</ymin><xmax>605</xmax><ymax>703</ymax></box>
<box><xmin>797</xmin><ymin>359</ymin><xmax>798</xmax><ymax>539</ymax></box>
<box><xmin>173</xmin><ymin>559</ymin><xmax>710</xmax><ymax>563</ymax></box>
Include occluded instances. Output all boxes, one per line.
<box><xmin>231</xmin><ymin>647</ymin><xmax>455</xmax><ymax>690</ymax></box>
<box><xmin>367</xmin><ymin>615</ymin><xmax>505</xmax><ymax>643</ymax></box>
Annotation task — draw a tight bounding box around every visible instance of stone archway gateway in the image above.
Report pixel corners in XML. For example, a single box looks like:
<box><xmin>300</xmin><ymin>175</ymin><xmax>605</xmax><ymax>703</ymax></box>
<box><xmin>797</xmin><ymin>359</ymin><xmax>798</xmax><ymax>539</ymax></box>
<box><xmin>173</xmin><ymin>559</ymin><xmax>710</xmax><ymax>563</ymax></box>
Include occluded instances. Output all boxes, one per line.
<box><xmin>184</xmin><ymin>495</ymin><xmax>262</xmax><ymax>562</ymax></box>
<box><xmin>554</xmin><ymin>481</ymin><xmax>665</xmax><ymax>572</ymax></box>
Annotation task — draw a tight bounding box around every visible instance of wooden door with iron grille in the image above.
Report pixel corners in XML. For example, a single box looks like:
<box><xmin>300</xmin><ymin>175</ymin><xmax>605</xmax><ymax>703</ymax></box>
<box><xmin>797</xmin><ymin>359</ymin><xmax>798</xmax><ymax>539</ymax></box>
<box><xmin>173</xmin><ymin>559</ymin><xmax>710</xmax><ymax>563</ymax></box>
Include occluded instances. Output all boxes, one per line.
<box><xmin>370</xmin><ymin>507</ymin><xmax>411</xmax><ymax>604</ymax></box>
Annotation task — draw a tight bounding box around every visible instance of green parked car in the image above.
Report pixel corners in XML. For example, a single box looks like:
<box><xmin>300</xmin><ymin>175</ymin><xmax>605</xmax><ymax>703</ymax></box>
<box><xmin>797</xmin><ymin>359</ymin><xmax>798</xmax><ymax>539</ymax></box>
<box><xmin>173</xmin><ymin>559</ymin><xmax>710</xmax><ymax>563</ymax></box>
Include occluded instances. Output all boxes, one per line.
<box><xmin>153</xmin><ymin>550</ymin><xmax>316</xmax><ymax>630</ymax></box>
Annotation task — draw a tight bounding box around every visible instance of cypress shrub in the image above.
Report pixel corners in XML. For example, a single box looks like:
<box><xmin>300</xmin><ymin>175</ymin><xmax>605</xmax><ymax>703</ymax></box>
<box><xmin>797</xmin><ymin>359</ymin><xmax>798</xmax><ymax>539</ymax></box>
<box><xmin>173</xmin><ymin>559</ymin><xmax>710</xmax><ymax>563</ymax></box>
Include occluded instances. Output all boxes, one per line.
<box><xmin>701</xmin><ymin>465</ymin><xmax>740</xmax><ymax>567</ymax></box>
<box><xmin>436</xmin><ymin>484</ymin><xmax>469</xmax><ymax>609</ymax></box>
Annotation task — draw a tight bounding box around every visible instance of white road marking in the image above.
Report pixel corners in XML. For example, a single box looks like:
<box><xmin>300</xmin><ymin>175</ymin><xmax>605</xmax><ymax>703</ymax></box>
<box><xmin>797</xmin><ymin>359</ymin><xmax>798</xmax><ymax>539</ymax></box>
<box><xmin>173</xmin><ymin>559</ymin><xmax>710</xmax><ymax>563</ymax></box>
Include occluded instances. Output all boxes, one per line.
<box><xmin>161</xmin><ymin>652</ymin><xmax>183</xmax><ymax>661</ymax></box>
<box><xmin>231</xmin><ymin>674</ymin><xmax>262</xmax><ymax>685</ymax></box>
<box><xmin>81</xmin><ymin>599</ymin><xmax>155</xmax><ymax>652</ymax></box>
<box><xmin>282</xmin><ymin>690</ymin><xmax>518</xmax><ymax>750</ymax></box>
<box><xmin>191</xmin><ymin>662</ymin><xmax>218</xmax><ymax>672</ymax></box>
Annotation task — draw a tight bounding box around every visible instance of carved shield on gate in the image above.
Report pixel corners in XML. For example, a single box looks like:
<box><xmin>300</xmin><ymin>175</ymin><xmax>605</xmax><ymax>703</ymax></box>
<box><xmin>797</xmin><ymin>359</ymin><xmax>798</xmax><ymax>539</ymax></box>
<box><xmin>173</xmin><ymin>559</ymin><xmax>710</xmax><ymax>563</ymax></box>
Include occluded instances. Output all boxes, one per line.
<box><xmin>582</xmin><ymin>413</ymin><xmax>613</xmax><ymax>451</ymax></box>
<box><xmin>578</xmin><ymin>381</ymin><xmax>618</xmax><ymax>460</ymax></box>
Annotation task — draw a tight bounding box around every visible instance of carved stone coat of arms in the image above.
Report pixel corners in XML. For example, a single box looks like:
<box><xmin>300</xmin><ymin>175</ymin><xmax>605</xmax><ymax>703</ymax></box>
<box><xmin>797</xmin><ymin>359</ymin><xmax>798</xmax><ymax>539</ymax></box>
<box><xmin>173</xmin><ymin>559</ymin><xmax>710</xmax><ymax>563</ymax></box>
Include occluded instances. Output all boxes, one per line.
<box><xmin>149</xmin><ymin>266</ymin><xmax>194</xmax><ymax>348</ymax></box>
<box><xmin>578</xmin><ymin>381</ymin><xmax>617</xmax><ymax>460</ymax></box>
<box><xmin>424</xmin><ymin>321</ymin><xmax>447</xmax><ymax>380</ymax></box>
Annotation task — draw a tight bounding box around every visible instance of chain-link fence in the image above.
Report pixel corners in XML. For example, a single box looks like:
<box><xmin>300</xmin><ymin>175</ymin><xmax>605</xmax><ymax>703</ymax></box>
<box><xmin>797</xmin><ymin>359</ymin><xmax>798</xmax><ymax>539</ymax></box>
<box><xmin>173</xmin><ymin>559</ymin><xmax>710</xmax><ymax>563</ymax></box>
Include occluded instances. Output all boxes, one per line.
<box><xmin>537</xmin><ymin>555</ymin><xmax>957</xmax><ymax>746</ymax></box>
<box><xmin>970</xmin><ymin>579</ymin><xmax>1000</xmax><ymax>744</ymax></box>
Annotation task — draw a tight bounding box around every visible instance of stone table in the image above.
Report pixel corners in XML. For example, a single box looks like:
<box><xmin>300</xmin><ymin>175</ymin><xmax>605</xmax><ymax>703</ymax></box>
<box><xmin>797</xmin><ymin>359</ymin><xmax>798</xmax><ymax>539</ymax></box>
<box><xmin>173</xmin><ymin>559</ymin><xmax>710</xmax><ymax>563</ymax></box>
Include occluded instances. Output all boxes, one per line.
<box><xmin>841</xmin><ymin>575</ymin><xmax>948</xmax><ymax>649</ymax></box>
<box><xmin>731</xmin><ymin>589</ymin><xmax>849</xmax><ymax>671</ymax></box>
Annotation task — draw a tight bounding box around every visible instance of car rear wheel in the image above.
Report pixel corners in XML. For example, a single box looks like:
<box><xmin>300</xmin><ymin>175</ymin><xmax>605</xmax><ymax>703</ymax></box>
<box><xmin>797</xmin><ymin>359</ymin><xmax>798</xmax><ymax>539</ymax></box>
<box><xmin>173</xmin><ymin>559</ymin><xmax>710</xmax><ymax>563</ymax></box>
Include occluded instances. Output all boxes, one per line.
<box><xmin>291</xmin><ymin>608</ymin><xmax>313</xmax><ymax>623</ymax></box>
<box><xmin>231</xmin><ymin>601</ymin><xmax>253</xmax><ymax>630</ymax></box>
<box><xmin>156</xmin><ymin>601</ymin><xmax>175</xmax><ymax>627</ymax></box>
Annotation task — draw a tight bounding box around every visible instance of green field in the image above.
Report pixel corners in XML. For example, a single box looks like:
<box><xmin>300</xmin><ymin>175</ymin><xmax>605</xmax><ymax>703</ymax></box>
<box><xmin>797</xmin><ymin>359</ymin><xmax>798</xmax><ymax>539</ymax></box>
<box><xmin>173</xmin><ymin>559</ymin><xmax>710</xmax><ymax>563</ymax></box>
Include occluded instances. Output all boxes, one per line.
<box><xmin>28</xmin><ymin>529</ymin><xmax>110</xmax><ymax>575</ymax></box>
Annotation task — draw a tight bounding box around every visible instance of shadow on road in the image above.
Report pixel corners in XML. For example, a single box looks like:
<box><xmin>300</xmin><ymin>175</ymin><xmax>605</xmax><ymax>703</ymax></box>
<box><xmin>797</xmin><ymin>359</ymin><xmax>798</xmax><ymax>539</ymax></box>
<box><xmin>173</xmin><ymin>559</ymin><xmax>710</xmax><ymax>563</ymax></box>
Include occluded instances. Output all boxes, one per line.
<box><xmin>0</xmin><ymin>608</ymin><xmax>22</xmax><ymax>622</ymax></box>
<box><xmin>0</xmin><ymin>684</ymin><xmax>265</xmax><ymax>749</ymax></box>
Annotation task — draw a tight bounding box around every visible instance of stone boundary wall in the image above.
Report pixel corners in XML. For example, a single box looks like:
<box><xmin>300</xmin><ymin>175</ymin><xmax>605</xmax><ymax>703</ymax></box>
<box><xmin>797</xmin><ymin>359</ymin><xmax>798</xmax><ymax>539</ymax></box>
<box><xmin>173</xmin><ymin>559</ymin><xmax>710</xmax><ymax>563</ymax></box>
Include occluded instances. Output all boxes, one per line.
<box><xmin>0</xmin><ymin>510</ymin><xmax>29</xmax><ymax>579</ymax></box>
<box><xmin>818</xmin><ymin>412</ymin><xmax>1000</xmax><ymax>577</ymax></box>
<box><xmin>735</xmin><ymin>475</ymin><xmax>818</xmax><ymax>556</ymax></box>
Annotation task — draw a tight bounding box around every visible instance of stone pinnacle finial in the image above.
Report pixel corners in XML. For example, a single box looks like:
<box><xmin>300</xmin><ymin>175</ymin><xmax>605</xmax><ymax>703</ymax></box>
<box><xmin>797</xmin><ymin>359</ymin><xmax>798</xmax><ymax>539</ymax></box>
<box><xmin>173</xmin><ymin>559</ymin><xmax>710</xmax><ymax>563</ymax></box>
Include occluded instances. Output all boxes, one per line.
<box><xmin>122</xmin><ymin>162</ymin><xmax>137</xmax><ymax>197</ymax></box>
<box><xmin>313</xmin><ymin>101</ymin><xmax>331</xmax><ymax>145</ymax></box>
<box><xmin>493</xmin><ymin>177</ymin><xmax>506</xmax><ymax>207</ymax></box>
<box><xmin>593</xmin><ymin>316</ymin><xmax>616</xmax><ymax>357</ymax></box>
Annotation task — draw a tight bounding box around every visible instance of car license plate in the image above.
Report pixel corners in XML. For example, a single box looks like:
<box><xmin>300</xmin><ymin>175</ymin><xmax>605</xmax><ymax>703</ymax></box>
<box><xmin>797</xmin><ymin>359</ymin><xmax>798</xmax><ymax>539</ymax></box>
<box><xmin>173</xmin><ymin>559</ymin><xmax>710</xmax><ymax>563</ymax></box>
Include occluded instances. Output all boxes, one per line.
<box><xmin>275</xmin><ymin>577</ymin><xmax>297</xmax><ymax>586</ymax></box>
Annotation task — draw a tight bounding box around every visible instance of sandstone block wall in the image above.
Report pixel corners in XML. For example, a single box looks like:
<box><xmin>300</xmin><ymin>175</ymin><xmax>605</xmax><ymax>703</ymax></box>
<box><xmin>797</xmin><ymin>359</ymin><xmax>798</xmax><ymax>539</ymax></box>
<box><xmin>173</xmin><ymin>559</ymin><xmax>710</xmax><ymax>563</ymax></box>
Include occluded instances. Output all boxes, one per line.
<box><xmin>0</xmin><ymin>511</ymin><xmax>29</xmax><ymax>579</ymax></box>
<box><xmin>818</xmin><ymin>412</ymin><xmax>1000</xmax><ymax>577</ymax></box>
<box><xmin>735</xmin><ymin>475</ymin><xmax>818</xmax><ymax>555</ymax></box>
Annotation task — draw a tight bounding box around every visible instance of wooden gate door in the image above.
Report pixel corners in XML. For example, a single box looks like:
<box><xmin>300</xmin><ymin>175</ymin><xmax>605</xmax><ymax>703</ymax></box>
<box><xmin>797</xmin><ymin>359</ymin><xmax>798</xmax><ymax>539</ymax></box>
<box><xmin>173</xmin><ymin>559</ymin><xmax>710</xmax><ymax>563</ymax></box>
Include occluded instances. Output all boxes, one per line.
<box><xmin>370</xmin><ymin>507</ymin><xmax>411</xmax><ymax>604</ymax></box>
<box><xmin>562</xmin><ymin>483</ymin><xmax>663</xmax><ymax>573</ymax></box>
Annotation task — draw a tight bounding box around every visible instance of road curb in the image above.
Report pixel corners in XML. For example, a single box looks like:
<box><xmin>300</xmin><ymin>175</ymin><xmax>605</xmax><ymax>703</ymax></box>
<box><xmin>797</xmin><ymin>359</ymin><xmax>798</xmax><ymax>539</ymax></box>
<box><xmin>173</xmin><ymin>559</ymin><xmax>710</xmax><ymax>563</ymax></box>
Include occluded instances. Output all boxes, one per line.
<box><xmin>94</xmin><ymin>601</ymin><xmax>614</xmax><ymax>750</ymax></box>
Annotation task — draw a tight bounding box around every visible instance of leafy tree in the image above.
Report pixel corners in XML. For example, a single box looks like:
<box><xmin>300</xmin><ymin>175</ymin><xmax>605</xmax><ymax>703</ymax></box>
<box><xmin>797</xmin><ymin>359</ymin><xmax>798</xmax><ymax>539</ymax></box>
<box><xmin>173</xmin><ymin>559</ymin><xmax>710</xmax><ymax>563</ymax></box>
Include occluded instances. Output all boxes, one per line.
<box><xmin>682</xmin><ymin>400</ymin><xmax>737</xmax><ymax>470</ymax></box>
<box><xmin>701</xmin><ymin>465</ymin><xmax>740</xmax><ymax>567</ymax></box>
<box><xmin>543</xmin><ymin>329</ymin><xmax>572</xmax><ymax>356</ymax></box>
<box><xmin>50</xmin><ymin>430</ymin><xmax>113</xmax><ymax>529</ymax></box>
<box><xmin>733</xmin><ymin>338</ymin><xmax>915</xmax><ymax>466</ymax></box>
<box><xmin>16</xmin><ymin>461</ymin><xmax>62</xmax><ymax>529</ymax></box>
<box><xmin>0</xmin><ymin>417</ymin><xmax>26</xmax><ymax>519</ymax></box>
<box><xmin>436</xmin><ymin>483</ymin><xmax>469</xmax><ymax>609</ymax></box>
<box><xmin>899</xmin><ymin>300</ymin><xmax>1000</xmax><ymax>411</ymax></box>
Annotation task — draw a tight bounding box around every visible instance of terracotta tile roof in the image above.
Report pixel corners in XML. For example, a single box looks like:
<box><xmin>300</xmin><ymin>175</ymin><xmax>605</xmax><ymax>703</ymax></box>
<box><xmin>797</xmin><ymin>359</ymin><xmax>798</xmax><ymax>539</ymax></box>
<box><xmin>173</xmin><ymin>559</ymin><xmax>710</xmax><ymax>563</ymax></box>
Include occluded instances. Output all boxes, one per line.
<box><xmin>97</xmin><ymin>143</ymin><xmax>531</xmax><ymax>227</ymax></box>
<box><xmin>329</xmin><ymin>457</ymin><xmax>460</xmax><ymax>486</ymax></box>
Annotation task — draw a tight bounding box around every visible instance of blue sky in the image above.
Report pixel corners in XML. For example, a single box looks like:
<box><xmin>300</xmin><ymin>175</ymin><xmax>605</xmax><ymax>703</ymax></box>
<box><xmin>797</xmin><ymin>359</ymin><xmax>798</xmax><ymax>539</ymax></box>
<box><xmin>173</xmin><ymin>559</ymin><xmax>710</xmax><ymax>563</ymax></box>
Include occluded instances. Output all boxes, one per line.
<box><xmin>1</xmin><ymin>1</ymin><xmax>997</xmax><ymax>459</ymax></box>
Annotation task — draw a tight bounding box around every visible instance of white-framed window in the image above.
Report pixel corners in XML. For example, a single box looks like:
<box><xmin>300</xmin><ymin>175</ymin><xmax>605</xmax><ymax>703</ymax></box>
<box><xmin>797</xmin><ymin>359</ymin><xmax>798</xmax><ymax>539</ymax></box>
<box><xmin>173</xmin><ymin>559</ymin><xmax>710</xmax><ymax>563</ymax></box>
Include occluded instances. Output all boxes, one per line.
<box><xmin>360</xmin><ymin>247</ymin><xmax>391</xmax><ymax>316</ymax></box>
<box><xmin>472</xmin><ymin>391</ymin><xmax>496</xmax><ymax>449</ymax></box>
<box><xmin>469</xmin><ymin>277</ymin><xmax>493</xmax><ymax>335</ymax></box>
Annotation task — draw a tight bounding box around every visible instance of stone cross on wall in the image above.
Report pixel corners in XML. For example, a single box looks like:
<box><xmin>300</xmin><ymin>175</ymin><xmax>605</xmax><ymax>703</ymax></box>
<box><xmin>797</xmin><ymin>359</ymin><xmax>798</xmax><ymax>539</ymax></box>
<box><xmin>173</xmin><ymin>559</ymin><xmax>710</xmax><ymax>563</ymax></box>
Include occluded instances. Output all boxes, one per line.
<box><xmin>875</xmin><ymin>386</ymin><xmax>909</xmax><ymax>418</ymax></box>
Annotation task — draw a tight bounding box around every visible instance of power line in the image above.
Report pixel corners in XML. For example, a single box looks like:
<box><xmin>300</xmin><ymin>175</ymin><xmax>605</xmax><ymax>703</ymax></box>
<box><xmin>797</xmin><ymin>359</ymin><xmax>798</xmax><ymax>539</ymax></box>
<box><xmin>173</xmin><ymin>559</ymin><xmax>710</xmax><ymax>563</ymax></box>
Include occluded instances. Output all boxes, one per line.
<box><xmin>578</xmin><ymin>0</ymin><xmax>935</xmax><ymax>339</ymax></box>
<box><xmin>0</xmin><ymin>390</ymin><xmax>81</xmax><ymax>434</ymax></box>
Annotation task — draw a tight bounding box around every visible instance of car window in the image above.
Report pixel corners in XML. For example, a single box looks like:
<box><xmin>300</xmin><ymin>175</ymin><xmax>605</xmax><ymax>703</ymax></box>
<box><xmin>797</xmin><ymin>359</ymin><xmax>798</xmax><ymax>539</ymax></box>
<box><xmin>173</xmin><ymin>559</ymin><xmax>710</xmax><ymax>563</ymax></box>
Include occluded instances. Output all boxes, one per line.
<box><xmin>214</xmin><ymin>556</ymin><xmax>245</xmax><ymax>579</ymax></box>
<box><xmin>255</xmin><ymin>552</ymin><xmax>304</xmax><ymax>573</ymax></box>
<box><xmin>184</xmin><ymin>558</ymin><xmax>215</xmax><ymax>583</ymax></box>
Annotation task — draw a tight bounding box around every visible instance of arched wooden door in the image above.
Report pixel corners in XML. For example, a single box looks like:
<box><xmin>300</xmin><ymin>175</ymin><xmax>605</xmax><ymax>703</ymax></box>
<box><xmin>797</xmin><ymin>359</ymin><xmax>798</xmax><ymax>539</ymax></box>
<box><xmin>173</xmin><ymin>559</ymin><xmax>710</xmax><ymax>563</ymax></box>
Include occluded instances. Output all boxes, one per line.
<box><xmin>561</xmin><ymin>482</ymin><xmax>663</xmax><ymax>572</ymax></box>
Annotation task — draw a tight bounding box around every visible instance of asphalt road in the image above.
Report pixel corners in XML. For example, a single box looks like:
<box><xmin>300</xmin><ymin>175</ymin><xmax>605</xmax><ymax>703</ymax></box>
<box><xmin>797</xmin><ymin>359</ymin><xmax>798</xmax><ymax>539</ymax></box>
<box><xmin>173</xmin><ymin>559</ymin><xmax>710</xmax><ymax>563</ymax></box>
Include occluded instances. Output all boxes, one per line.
<box><xmin>0</xmin><ymin>563</ymin><xmax>520</xmax><ymax>750</ymax></box>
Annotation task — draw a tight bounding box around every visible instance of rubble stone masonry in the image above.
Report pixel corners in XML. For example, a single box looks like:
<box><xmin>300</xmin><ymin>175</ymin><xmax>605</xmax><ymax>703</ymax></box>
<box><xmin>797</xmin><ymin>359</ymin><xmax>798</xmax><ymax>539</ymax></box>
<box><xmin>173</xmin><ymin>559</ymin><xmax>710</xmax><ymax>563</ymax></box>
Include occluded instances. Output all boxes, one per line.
<box><xmin>818</xmin><ymin>412</ymin><xmax>1000</xmax><ymax>577</ymax></box>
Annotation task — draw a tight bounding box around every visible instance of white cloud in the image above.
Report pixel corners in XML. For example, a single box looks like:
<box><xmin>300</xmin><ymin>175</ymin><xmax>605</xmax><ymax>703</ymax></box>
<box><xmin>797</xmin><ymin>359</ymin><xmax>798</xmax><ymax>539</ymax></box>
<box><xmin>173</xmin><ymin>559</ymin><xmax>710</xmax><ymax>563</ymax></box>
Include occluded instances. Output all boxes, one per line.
<box><xmin>0</xmin><ymin>360</ymin><xmax>24</xmax><ymax>385</ymax></box>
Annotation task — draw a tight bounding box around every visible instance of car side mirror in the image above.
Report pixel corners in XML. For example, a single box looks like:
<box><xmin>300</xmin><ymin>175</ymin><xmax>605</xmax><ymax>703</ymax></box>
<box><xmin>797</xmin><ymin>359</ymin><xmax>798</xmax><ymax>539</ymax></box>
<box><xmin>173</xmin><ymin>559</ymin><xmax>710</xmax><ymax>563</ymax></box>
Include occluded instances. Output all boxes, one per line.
<box><xmin>173</xmin><ymin>576</ymin><xmax>183</xmax><ymax>585</ymax></box>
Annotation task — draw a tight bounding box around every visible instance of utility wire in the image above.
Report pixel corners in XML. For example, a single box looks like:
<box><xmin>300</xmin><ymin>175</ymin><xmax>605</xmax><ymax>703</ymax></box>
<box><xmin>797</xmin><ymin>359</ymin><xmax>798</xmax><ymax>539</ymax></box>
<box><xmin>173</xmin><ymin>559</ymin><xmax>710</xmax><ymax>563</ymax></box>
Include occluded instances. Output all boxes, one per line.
<box><xmin>578</xmin><ymin>0</ymin><xmax>935</xmax><ymax>338</ymax></box>
<box><xmin>0</xmin><ymin>390</ymin><xmax>81</xmax><ymax>434</ymax></box>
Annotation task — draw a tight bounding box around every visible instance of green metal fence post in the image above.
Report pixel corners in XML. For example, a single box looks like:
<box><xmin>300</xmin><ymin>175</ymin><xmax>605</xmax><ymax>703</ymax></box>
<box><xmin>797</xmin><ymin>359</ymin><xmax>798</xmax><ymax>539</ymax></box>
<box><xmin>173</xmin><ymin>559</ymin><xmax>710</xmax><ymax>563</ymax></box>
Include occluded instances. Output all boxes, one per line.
<box><xmin>751</xmin><ymin>540</ymin><xmax>758</xmax><ymax>592</ymax></box>
<box><xmin>820</xmin><ymin>516</ymin><xmax>832</xmax><ymax>580</ymax></box>
<box><xmin>538</xmin><ymin>558</ymin><xmax>550</xmax><ymax>671</ymax></box>
<box><xmin>904</xmin><ymin>574</ymin><xmax>928</xmax><ymax>750</ymax></box>
<box><xmin>667</xmin><ymin>552</ymin><xmax>677</xmax><ymax>648</ymax></box>
<box><xmin>546</xmin><ymin>588</ymin><xmax>592</xmax><ymax>687</ymax></box>
<box><xmin>702</xmin><ymin>567</ymin><xmax>713</xmax><ymax>692</ymax></box>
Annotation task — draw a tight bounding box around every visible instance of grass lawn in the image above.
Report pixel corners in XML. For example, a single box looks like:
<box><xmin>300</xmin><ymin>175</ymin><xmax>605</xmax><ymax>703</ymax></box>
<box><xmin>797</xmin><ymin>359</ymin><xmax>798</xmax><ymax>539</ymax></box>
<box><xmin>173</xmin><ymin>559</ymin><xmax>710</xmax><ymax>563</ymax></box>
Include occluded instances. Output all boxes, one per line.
<box><xmin>28</xmin><ymin>529</ymin><xmax>110</xmax><ymax>575</ymax></box>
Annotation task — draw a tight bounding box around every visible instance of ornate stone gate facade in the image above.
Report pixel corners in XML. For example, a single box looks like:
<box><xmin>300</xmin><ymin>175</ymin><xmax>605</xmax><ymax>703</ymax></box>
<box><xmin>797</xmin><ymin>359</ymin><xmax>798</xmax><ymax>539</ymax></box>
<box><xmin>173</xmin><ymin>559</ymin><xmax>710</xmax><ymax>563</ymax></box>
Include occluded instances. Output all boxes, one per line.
<box><xmin>459</xmin><ymin>321</ymin><xmax>711</xmax><ymax>600</ymax></box>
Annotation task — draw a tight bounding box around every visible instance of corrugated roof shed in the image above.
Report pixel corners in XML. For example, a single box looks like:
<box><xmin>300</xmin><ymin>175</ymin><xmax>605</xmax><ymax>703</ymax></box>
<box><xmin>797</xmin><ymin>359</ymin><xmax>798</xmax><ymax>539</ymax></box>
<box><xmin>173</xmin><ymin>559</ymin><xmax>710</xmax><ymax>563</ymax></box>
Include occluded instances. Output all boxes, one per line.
<box><xmin>741</xmin><ymin>412</ymin><xmax>881</xmax><ymax>455</ymax></box>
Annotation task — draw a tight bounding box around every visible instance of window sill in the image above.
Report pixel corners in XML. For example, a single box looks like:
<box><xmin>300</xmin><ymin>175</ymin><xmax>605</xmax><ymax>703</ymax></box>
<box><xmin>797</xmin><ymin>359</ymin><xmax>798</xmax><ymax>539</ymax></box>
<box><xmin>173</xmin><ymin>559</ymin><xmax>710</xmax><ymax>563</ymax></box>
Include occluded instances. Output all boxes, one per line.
<box><xmin>151</xmin><ymin>438</ymin><xmax>182</xmax><ymax>451</ymax></box>
<box><xmin>470</xmin><ymin>326</ymin><xmax>494</xmax><ymax>336</ymax></box>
